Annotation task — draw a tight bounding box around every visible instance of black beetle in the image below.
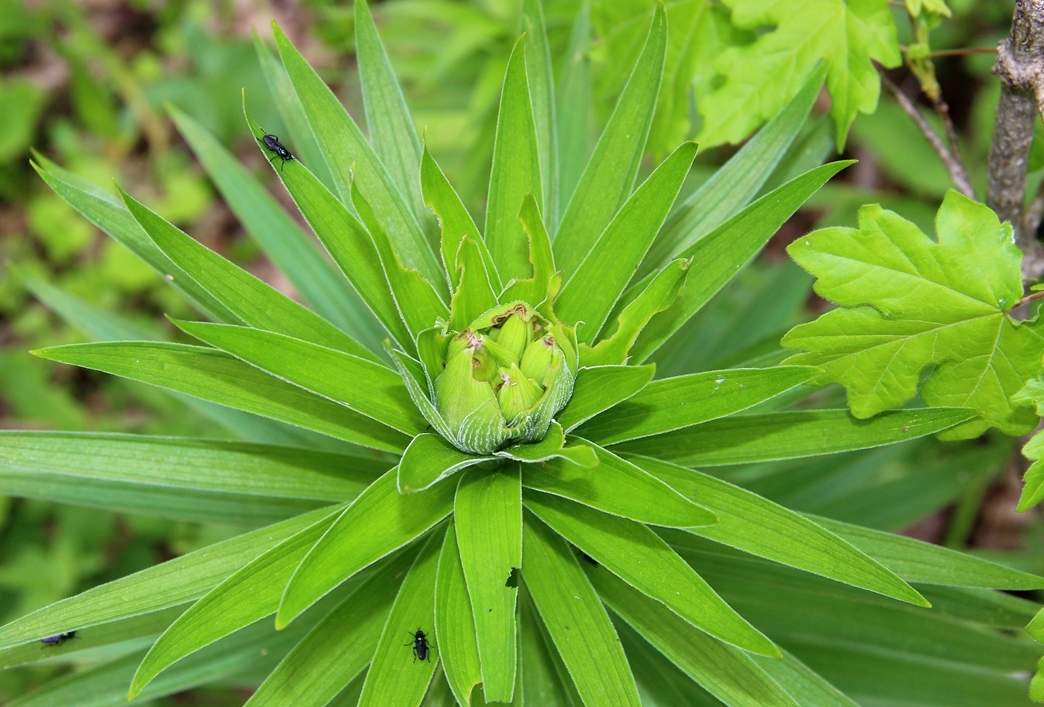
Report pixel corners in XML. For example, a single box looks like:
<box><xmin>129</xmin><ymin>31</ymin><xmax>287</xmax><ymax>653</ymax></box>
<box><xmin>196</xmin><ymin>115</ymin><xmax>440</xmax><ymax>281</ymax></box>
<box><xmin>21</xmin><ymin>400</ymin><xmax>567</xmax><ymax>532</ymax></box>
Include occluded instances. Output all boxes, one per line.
<box><xmin>40</xmin><ymin>631</ymin><xmax>77</xmax><ymax>646</ymax></box>
<box><xmin>406</xmin><ymin>628</ymin><xmax>431</xmax><ymax>663</ymax></box>
<box><xmin>256</xmin><ymin>133</ymin><xmax>294</xmax><ymax>170</ymax></box>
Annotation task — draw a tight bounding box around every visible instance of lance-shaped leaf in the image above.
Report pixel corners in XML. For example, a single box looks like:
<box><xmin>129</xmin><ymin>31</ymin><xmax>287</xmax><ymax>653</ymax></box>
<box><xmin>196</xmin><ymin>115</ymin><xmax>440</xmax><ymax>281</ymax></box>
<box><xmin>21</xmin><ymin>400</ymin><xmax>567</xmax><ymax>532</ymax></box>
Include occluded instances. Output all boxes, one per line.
<box><xmin>495</xmin><ymin>422</ymin><xmax>599</xmax><ymax>467</ymax></box>
<box><xmin>449</xmin><ymin>236</ymin><xmax>498</xmax><ymax>330</ymax></box>
<box><xmin>554</xmin><ymin>3</ymin><xmax>666</xmax><ymax>277</ymax></box>
<box><xmin>521</xmin><ymin>0</ymin><xmax>557</xmax><ymax>226</ymax></box>
<box><xmin>557</xmin><ymin>142</ymin><xmax>697</xmax><ymax>341</ymax></box>
<box><xmin>243</xmin><ymin>548</ymin><xmax>418</xmax><ymax>707</ymax></box>
<box><xmin>129</xmin><ymin>508</ymin><xmax>342</xmax><ymax>696</ymax></box>
<box><xmin>783</xmin><ymin>191</ymin><xmax>1044</xmax><ymax>439</ymax></box>
<box><xmin>168</xmin><ymin>108</ymin><xmax>376</xmax><ymax>340</ymax></box>
<box><xmin>579</xmin><ymin>259</ymin><xmax>690</xmax><ymax>367</ymax></box>
<box><xmin>520</xmin><ymin>587</ymin><xmax>583</xmax><ymax>706</ymax></box>
<box><xmin>30</xmin><ymin>157</ymin><xmax>234</xmax><ymax>322</ymax></box>
<box><xmin>358</xmin><ymin>531</ymin><xmax>444</xmax><ymax>707</ymax></box>
<box><xmin>616</xmin><ymin>407</ymin><xmax>978</xmax><ymax>466</ymax></box>
<box><xmin>454</xmin><ymin>466</ymin><xmax>522</xmax><ymax>702</ymax></box>
<box><xmin>502</xmin><ymin>194</ymin><xmax>556</xmax><ymax>307</ymax></box>
<box><xmin>435</xmin><ymin>521</ymin><xmax>482</xmax><ymax>706</ymax></box>
<box><xmin>555</xmin><ymin>364</ymin><xmax>655</xmax><ymax>431</ymax></box>
<box><xmin>174</xmin><ymin>321</ymin><xmax>426</xmax><ymax>436</ymax></box>
<box><xmin>351</xmin><ymin>179</ymin><xmax>450</xmax><ymax>337</ymax></box>
<box><xmin>33</xmin><ymin>342</ymin><xmax>410</xmax><ymax>453</ymax></box>
<box><xmin>273</xmin><ymin>23</ymin><xmax>444</xmax><ymax>288</ymax></box>
<box><xmin>556</xmin><ymin>0</ymin><xmax>591</xmax><ymax>211</ymax></box>
<box><xmin>522</xmin><ymin>441</ymin><xmax>715</xmax><ymax>527</ymax></box>
<box><xmin>631</xmin><ymin>161</ymin><xmax>852</xmax><ymax>363</ymax></box>
<box><xmin>697</xmin><ymin>0</ymin><xmax>900</xmax><ymax>149</ymax></box>
<box><xmin>389</xmin><ymin>349</ymin><xmax>460</xmax><ymax>445</ymax></box>
<box><xmin>486</xmin><ymin>35</ymin><xmax>543</xmax><ymax>284</ymax></box>
<box><xmin>0</xmin><ymin>432</ymin><xmax>385</xmax><ymax>502</ymax></box>
<box><xmin>643</xmin><ymin>69</ymin><xmax>824</xmax><ymax>278</ymax></box>
<box><xmin>807</xmin><ymin>513</ymin><xmax>1044</xmax><ymax>589</ymax></box>
<box><xmin>119</xmin><ymin>188</ymin><xmax>377</xmax><ymax>363</ymax></box>
<box><xmin>355</xmin><ymin>0</ymin><xmax>428</xmax><ymax>232</ymax></box>
<box><xmin>523</xmin><ymin>512</ymin><xmax>642</xmax><ymax>707</ymax></box>
<box><xmin>422</xmin><ymin>147</ymin><xmax>500</xmax><ymax>292</ymax></box>
<box><xmin>576</xmin><ymin>366</ymin><xmax>818</xmax><ymax>444</ymax></box>
<box><xmin>397</xmin><ymin>434</ymin><xmax>493</xmax><ymax>494</ymax></box>
<box><xmin>630</xmin><ymin>455</ymin><xmax>928</xmax><ymax>606</ymax></box>
<box><xmin>525</xmin><ymin>491</ymin><xmax>778</xmax><ymax>656</ymax></box>
<box><xmin>241</xmin><ymin>111</ymin><xmax>413</xmax><ymax>349</ymax></box>
<box><xmin>588</xmin><ymin>567</ymin><xmax>799</xmax><ymax>707</ymax></box>
<box><xmin>277</xmin><ymin>469</ymin><xmax>455</xmax><ymax>627</ymax></box>
<box><xmin>0</xmin><ymin>507</ymin><xmax>330</xmax><ymax>651</ymax></box>
<box><xmin>752</xmin><ymin>649</ymin><xmax>859</xmax><ymax>707</ymax></box>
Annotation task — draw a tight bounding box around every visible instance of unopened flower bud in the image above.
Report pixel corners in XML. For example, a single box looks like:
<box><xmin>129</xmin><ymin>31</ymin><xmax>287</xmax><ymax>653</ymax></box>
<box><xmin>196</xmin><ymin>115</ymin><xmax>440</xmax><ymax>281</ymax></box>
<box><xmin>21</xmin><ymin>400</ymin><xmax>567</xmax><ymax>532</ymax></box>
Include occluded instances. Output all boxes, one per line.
<box><xmin>491</xmin><ymin>310</ymin><xmax>533</xmax><ymax>360</ymax></box>
<box><xmin>520</xmin><ymin>336</ymin><xmax>555</xmax><ymax>382</ymax></box>
<box><xmin>497</xmin><ymin>363</ymin><xmax>544</xmax><ymax>423</ymax></box>
<box><xmin>435</xmin><ymin>332</ymin><xmax>502</xmax><ymax>437</ymax></box>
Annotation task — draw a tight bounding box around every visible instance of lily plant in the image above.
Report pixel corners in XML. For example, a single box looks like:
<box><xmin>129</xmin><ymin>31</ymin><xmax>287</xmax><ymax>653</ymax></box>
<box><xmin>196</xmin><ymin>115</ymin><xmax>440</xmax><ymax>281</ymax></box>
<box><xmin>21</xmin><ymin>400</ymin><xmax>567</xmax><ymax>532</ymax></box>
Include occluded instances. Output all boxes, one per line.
<box><xmin>2</xmin><ymin>1</ymin><xmax>1043</xmax><ymax>706</ymax></box>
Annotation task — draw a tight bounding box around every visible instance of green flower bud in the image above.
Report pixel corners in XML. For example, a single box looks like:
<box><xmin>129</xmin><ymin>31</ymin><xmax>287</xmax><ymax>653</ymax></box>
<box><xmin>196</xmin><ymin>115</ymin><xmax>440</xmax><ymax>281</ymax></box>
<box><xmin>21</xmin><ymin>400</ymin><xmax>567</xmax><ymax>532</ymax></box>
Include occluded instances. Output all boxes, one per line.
<box><xmin>497</xmin><ymin>363</ymin><xmax>544</xmax><ymax>422</ymax></box>
<box><xmin>428</xmin><ymin>302</ymin><xmax>577</xmax><ymax>454</ymax></box>
<box><xmin>490</xmin><ymin>308</ymin><xmax>534</xmax><ymax>360</ymax></box>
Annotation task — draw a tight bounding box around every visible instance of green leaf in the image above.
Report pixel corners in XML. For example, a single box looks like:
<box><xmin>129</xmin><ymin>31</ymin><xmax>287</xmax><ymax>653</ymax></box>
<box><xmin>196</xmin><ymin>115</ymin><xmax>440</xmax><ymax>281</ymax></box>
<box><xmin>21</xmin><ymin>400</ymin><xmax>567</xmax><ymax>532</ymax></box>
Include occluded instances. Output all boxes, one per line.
<box><xmin>522</xmin><ymin>441</ymin><xmax>716</xmax><ymax>527</ymax></box>
<box><xmin>435</xmin><ymin>521</ymin><xmax>482</xmax><ymax>707</ymax></box>
<box><xmin>556</xmin><ymin>364</ymin><xmax>655</xmax><ymax>432</ymax></box>
<box><xmin>556</xmin><ymin>142</ymin><xmax>698</xmax><ymax>341</ymax></box>
<box><xmin>422</xmin><ymin>147</ymin><xmax>501</xmax><ymax>292</ymax></box>
<box><xmin>486</xmin><ymin>35</ymin><xmax>543</xmax><ymax>284</ymax></box>
<box><xmin>449</xmin><ymin>236</ymin><xmax>499</xmax><ymax>331</ymax></box>
<box><xmin>240</xmin><ymin>116</ymin><xmax>411</xmax><ymax>351</ymax></box>
<box><xmin>454</xmin><ymin>466</ymin><xmax>522</xmax><ymax>702</ymax></box>
<box><xmin>631</xmin><ymin>161</ymin><xmax>852</xmax><ymax>363</ymax></box>
<box><xmin>273</xmin><ymin>23</ymin><xmax>444</xmax><ymax>289</ymax></box>
<box><xmin>1015</xmin><ymin>390</ymin><xmax>1044</xmax><ymax>512</ymax></box>
<box><xmin>30</xmin><ymin>157</ymin><xmax>234</xmax><ymax>322</ymax></box>
<box><xmin>0</xmin><ymin>432</ymin><xmax>384</xmax><ymax>502</ymax></box>
<box><xmin>807</xmin><ymin>514</ymin><xmax>1044</xmax><ymax>589</ymax></box>
<box><xmin>501</xmin><ymin>194</ymin><xmax>556</xmax><ymax>307</ymax></box>
<box><xmin>168</xmin><ymin>107</ymin><xmax>378</xmax><ymax>342</ymax></box>
<box><xmin>616</xmin><ymin>407</ymin><xmax>978</xmax><ymax>466</ymax></box>
<box><xmin>398</xmin><ymin>434</ymin><xmax>492</xmax><ymax>494</ymax></box>
<box><xmin>0</xmin><ymin>508</ymin><xmax>330</xmax><ymax>651</ymax></box>
<box><xmin>579</xmin><ymin>259</ymin><xmax>689</xmax><ymax>367</ymax></box>
<box><xmin>752</xmin><ymin>649</ymin><xmax>859</xmax><ymax>707</ymax></box>
<box><xmin>553</xmin><ymin>3</ymin><xmax>666</xmax><ymax>277</ymax></box>
<box><xmin>119</xmin><ymin>189</ymin><xmax>378</xmax><ymax>363</ymax></box>
<box><xmin>644</xmin><ymin>70</ymin><xmax>824</xmax><ymax>278</ymax></box>
<box><xmin>173</xmin><ymin>321</ymin><xmax>426</xmax><ymax>436</ymax></box>
<box><xmin>244</xmin><ymin>549</ymin><xmax>418</xmax><ymax>707</ymax></box>
<box><xmin>254</xmin><ymin>34</ymin><xmax>334</xmax><ymax>191</ymax></box>
<box><xmin>520</xmin><ymin>587</ymin><xmax>583</xmax><ymax>706</ymax></box>
<box><xmin>521</xmin><ymin>0</ymin><xmax>558</xmax><ymax>228</ymax></box>
<box><xmin>495</xmin><ymin>421</ymin><xmax>598</xmax><ymax>467</ymax></box>
<box><xmin>630</xmin><ymin>455</ymin><xmax>928</xmax><ymax>606</ymax></box>
<box><xmin>358</xmin><ymin>531</ymin><xmax>444</xmax><ymax>707</ymax></box>
<box><xmin>355</xmin><ymin>0</ymin><xmax>428</xmax><ymax>232</ymax></box>
<box><xmin>576</xmin><ymin>366</ymin><xmax>819</xmax><ymax>445</ymax></box>
<box><xmin>277</xmin><ymin>469</ymin><xmax>455</xmax><ymax>628</ymax></box>
<box><xmin>33</xmin><ymin>342</ymin><xmax>410</xmax><ymax>453</ymax></box>
<box><xmin>588</xmin><ymin>568</ymin><xmax>799</xmax><ymax>707</ymax></box>
<box><xmin>525</xmin><ymin>491</ymin><xmax>778</xmax><ymax>656</ymax></box>
<box><xmin>129</xmin><ymin>508</ymin><xmax>342</xmax><ymax>697</ymax></box>
<box><xmin>783</xmin><ymin>191</ymin><xmax>1043</xmax><ymax>439</ymax></box>
<box><xmin>698</xmin><ymin>0</ymin><xmax>900</xmax><ymax>149</ymax></box>
<box><xmin>523</xmin><ymin>512</ymin><xmax>642</xmax><ymax>707</ymax></box>
<box><xmin>556</xmin><ymin>0</ymin><xmax>592</xmax><ymax>210</ymax></box>
<box><xmin>350</xmin><ymin>179</ymin><xmax>450</xmax><ymax>338</ymax></box>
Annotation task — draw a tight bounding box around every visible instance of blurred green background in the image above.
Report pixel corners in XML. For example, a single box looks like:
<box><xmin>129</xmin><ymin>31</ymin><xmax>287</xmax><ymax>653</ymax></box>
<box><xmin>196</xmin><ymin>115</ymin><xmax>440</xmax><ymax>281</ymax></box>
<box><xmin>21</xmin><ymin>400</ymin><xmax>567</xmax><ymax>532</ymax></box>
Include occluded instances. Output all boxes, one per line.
<box><xmin>1</xmin><ymin>0</ymin><xmax>1041</xmax><ymax>702</ymax></box>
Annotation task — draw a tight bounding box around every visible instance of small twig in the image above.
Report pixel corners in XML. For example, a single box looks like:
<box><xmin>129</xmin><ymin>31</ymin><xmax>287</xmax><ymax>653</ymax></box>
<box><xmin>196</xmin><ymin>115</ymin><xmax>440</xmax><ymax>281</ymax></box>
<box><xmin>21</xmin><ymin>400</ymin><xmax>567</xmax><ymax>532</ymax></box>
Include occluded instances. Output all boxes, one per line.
<box><xmin>929</xmin><ymin>94</ymin><xmax>968</xmax><ymax>178</ymax></box>
<box><xmin>1016</xmin><ymin>289</ymin><xmax>1044</xmax><ymax>308</ymax></box>
<box><xmin>926</xmin><ymin>47</ymin><xmax>998</xmax><ymax>58</ymax></box>
<box><xmin>878</xmin><ymin>70</ymin><xmax>976</xmax><ymax>199</ymax></box>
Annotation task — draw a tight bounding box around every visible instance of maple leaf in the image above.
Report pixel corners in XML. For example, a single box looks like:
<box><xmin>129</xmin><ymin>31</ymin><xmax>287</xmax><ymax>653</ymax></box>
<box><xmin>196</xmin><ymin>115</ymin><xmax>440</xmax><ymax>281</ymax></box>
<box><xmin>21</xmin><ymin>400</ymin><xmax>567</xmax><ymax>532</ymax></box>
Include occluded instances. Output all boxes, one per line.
<box><xmin>1012</xmin><ymin>379</ymin><xmax>1044</xmax><ymax>512</ymax></box>
<box><xmin>782</xmin><ymin>191</ymin><xmax>1044</xmax><ymax>440</ymax></box>
<box><xmin>697</xmin><ymin>0</ymin><xmax>901</xmax><ymax>149</ymax></box>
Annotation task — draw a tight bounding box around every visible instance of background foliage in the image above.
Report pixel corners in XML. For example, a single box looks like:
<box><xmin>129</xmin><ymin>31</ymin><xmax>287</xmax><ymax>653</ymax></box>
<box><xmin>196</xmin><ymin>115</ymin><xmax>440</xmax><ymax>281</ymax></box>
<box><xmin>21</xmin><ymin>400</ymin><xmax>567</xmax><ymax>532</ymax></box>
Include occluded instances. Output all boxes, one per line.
<box><xmin>3</xmin><ymin>0</ymin><xmax>1044</xmax><ymax>704</ymax></box>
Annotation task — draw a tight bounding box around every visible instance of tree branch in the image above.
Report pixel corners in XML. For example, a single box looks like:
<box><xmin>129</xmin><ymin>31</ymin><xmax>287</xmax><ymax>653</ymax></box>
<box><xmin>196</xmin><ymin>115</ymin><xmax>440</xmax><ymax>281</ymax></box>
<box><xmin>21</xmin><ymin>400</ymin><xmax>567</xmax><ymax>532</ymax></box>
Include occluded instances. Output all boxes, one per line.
<box><xmin>988</xmin><ymin>0</ymin><xmax>1044</xmax><ymax>279</ymax></box>
<box><xmin>879</xmin><ymin>71</ymin><xmax>976</xmax><ymax>199</ymax></box>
